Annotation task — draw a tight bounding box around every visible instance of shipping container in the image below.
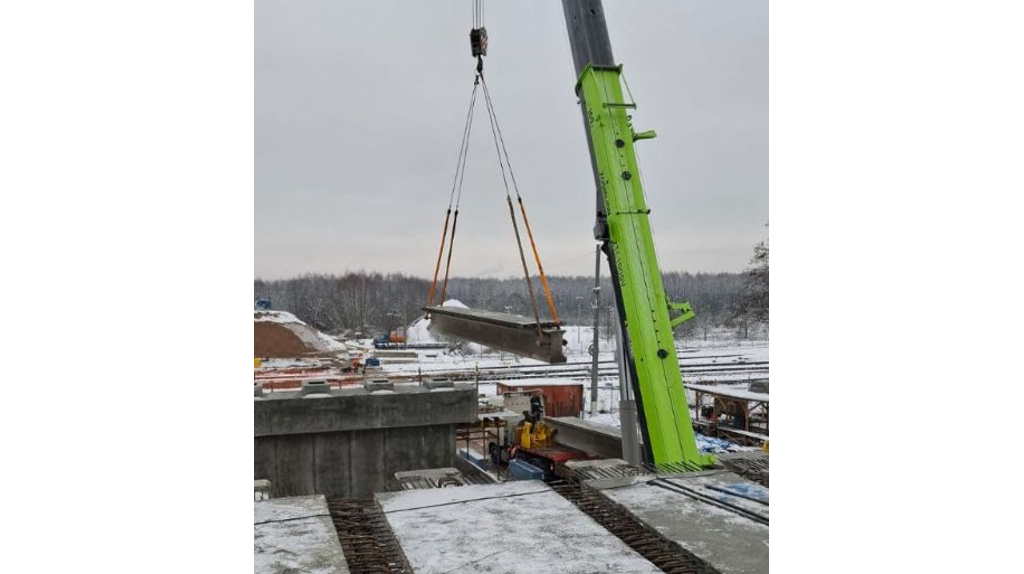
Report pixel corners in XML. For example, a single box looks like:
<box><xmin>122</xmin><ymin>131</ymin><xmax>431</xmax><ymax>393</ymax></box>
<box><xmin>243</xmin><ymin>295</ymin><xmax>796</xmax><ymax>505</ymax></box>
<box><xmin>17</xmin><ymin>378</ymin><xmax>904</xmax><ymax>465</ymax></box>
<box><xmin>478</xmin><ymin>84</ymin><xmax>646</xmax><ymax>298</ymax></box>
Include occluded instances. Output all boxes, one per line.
<box><xmin>496</xmin><ymin>382</ymin><xmax>584</xmax><ymax>418</ymax></box>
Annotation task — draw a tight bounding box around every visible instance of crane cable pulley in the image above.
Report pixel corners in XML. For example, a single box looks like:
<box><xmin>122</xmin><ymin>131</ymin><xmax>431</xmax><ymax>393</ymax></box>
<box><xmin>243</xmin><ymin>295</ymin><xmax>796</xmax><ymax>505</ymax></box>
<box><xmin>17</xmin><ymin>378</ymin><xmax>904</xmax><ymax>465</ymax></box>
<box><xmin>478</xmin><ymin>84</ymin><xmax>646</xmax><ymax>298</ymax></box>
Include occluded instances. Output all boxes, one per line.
<box><xmin>426</xmin><ymin>6</ymin><xmax>560</xmax><ymax>331</ymax></box>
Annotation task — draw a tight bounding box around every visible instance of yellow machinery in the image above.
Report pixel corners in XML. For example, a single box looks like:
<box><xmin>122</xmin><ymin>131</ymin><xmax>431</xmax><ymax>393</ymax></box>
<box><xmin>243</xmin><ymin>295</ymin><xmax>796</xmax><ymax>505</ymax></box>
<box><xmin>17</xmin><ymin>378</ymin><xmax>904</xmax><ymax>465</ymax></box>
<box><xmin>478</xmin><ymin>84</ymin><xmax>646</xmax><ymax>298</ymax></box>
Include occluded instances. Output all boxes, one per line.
<box><xmin>516</xmin><ymin>419</ymin><xmax>553</xmax><ymax>449</ymax></box>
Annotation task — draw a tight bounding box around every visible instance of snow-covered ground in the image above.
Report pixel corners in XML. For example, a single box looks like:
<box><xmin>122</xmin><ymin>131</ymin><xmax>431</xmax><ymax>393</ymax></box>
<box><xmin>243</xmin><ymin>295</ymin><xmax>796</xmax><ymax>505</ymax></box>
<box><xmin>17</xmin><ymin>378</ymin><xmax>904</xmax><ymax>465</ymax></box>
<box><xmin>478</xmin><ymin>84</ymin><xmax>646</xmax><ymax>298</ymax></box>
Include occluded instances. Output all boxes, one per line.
<box><xmin>379</xmin><ymin>325</ymin><xmax>766</xmax><ymax>448</ymax></box>
<box><xmin>349</xmin><ymin>300</ymin><xmax>768</xmax><ymax>454</ymax></box>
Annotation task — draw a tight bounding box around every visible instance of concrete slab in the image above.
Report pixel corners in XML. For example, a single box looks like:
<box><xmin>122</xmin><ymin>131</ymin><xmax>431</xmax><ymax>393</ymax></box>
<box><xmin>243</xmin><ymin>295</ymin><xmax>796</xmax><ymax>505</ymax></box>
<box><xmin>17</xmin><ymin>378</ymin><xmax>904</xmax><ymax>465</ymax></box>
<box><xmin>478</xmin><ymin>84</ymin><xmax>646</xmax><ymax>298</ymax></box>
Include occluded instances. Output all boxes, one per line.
<box><xmin>376</xmin><ymin>481</ymin><xmax>661</xmax><ymax>574</ymax></box>
<box><xmin>594</xmin><ymin>471</ymin><xmax>768</xmax><ymax>574</ymax></box>
<box><xmin>254</xmin><ymin>495</ymin><xmax>349</xmax><ymax>574</ymax></box>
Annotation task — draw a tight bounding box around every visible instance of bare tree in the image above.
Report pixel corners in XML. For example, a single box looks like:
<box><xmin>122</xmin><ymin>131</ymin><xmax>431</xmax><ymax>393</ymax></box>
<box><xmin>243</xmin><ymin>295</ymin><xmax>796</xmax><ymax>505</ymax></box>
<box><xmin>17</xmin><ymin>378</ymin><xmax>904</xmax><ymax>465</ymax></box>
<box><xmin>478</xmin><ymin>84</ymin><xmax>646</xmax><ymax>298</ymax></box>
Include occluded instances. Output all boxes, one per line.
<box><xmin>254</xmin><ymin>270</ymin><xmax>750</xmax><ymax>335</ymax></box>
<box><xmin>695</xmin><ymin>309</ymin><xmax>718</xmax><ymax>341</ymax></box>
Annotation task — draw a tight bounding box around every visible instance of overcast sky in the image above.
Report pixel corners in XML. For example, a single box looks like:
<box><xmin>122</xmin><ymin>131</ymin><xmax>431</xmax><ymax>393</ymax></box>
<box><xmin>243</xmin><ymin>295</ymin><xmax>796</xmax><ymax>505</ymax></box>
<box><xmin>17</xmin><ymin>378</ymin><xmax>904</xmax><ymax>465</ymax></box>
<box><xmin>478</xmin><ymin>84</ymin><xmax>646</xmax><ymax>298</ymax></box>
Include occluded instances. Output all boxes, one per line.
<box><xmin>256</xmin><ymin>0</ymin><xmax>766</xmax><ymax>280</ymax></box>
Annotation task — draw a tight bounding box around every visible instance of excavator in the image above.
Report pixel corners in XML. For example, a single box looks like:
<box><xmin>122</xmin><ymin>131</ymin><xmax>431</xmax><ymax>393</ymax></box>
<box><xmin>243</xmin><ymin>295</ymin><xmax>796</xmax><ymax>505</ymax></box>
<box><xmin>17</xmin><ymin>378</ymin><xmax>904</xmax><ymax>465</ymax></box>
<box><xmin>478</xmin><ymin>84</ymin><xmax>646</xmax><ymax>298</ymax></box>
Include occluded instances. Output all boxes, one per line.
<box><xmin>426</xmin><ymin>0</ymin><xmax>714</xmax><ymax>470</ymax></box>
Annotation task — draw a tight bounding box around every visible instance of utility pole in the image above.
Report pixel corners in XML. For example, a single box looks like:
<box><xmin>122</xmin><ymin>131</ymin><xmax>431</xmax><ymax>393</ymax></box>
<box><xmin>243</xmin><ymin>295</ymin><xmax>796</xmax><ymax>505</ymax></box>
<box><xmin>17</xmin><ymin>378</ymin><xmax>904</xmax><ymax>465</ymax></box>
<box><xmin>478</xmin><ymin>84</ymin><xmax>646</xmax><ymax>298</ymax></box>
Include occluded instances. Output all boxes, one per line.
<box><xmin>589</xmin><ymin>242</ymin><xmax>601</xmax><ymax>417</ymax></box>
<box><xmin>504</xmin><ymin>306</ymin><xmax>513</xmax><ymax>362</ymax></box>
<box><xmin>575</xmin><ymin>296</ymin><xmax>584</xmax><ymax>350</ymax></box>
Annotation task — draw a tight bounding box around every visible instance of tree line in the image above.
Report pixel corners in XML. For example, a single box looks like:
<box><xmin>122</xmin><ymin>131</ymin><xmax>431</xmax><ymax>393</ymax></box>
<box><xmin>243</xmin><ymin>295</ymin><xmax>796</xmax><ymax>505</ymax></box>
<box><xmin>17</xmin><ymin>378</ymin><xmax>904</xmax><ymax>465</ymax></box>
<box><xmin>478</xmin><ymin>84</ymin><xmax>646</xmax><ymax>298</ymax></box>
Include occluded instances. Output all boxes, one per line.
<box><xmin>255</xmin><ymin>242</ymin><xmax>768</xmax><ymax>340</ymax></box>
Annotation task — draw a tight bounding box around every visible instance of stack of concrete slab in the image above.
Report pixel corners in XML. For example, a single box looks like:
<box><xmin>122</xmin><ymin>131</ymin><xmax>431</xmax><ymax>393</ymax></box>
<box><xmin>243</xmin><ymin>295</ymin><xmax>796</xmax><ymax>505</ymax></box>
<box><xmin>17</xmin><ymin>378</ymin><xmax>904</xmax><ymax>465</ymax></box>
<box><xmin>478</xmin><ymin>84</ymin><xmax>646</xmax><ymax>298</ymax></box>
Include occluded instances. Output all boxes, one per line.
<box><xmin>254</xmin><ymin>495</ymin><xmax>349</xmax><ymax>574</ymax></box>
<box><xmin>376</xmin><ymin>481</ymin><xmax>662</xmax><ymax>574</ymax></box>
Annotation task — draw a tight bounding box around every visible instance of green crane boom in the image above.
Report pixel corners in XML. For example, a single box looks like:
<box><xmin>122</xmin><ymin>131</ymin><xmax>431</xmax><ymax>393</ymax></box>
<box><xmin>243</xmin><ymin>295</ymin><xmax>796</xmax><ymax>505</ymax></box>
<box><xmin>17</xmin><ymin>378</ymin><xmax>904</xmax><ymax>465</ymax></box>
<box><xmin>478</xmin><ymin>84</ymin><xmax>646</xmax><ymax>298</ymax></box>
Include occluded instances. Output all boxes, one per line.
<box><xmin>563</xmin><ymin>1</ymin><xmax>714</xmax><ymax>467</ymax></box>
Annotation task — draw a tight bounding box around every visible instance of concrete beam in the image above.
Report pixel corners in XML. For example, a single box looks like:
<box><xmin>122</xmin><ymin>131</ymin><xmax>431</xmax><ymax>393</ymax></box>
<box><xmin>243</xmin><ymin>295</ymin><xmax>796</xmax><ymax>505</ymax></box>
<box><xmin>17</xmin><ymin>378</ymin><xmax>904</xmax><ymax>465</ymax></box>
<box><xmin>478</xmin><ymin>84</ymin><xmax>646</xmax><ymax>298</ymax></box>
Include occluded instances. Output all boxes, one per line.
<box><xmin>425</xmin><ymin>306</ymin><xmax>567</xmax><ymax>363</ymax></box>
<box><xmin>547</xmin><ymin>416</ymin><xmax>625</xmax><ymax>459</ymax></box>
<box><xmin>254</xmin><ymin>385</ymin><xmax>478</xmax><ymax>437</ymax></box>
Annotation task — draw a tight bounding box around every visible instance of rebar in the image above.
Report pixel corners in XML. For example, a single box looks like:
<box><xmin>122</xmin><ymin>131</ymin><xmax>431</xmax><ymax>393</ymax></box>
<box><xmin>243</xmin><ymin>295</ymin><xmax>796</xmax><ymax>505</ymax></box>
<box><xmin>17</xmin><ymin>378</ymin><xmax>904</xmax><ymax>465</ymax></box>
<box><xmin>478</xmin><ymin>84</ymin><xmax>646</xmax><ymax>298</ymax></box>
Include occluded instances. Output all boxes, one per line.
<box><xmin>326</xmin><ymin>498</ymin><xmax>411</xmax><ymax>574</ymax></box>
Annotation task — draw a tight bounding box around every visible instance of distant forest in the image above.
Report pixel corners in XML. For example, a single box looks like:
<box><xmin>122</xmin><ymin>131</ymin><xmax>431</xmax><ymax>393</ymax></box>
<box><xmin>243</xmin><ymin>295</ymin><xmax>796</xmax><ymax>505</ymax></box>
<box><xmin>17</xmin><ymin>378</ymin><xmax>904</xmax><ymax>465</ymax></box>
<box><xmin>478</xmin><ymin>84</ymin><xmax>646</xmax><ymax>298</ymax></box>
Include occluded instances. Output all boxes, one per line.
<box><xmin>255</xmin><ymin>243</ymin><xmax>768</xmax><ymax>340</ymax></box>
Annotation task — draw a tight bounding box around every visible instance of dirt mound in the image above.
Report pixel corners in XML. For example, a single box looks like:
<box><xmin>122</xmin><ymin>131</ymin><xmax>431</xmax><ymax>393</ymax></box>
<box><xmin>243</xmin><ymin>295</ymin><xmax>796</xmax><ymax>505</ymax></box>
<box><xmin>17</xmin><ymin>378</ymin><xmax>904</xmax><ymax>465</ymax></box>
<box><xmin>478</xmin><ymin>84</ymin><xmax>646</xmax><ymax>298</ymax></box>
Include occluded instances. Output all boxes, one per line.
<box><xmin>254</xmin><ymin>310</ymin><xmax>346</xmax><ymax>358</ymax></box>
<box><xmin>255</xmin><ymin>322</ymin><xmax>313</xmax><ymax>358</ymax></box>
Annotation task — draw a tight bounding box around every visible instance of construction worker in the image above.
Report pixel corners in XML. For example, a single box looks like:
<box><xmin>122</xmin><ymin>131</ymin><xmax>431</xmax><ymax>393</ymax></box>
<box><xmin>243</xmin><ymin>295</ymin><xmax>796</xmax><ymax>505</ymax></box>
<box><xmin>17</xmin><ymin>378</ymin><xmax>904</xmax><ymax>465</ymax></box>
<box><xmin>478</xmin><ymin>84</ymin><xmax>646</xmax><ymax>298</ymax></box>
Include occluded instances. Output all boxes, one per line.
<box><xmin>529</xmin><ymin>394</ymin><xmax>543</xmax><ymax>421</ymax></box>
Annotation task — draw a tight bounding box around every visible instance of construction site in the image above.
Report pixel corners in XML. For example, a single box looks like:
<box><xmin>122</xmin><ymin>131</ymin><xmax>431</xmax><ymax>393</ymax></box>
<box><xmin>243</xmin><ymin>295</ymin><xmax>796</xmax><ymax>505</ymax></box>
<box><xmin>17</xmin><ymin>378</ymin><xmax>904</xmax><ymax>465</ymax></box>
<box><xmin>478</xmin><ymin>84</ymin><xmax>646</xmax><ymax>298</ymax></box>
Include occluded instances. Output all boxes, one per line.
<box><xmin>255</xmin><ymin>2</ymin><xmax>768</xmax><ymax>573</ymax></box>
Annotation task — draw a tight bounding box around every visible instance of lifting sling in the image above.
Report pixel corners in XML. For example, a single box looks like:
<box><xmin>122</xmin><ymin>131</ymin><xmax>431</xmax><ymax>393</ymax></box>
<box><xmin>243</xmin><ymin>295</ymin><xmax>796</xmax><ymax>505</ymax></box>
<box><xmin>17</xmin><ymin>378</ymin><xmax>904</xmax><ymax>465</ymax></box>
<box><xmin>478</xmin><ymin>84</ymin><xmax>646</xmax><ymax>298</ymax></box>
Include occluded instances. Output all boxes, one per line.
<box><xmin>425</xmin><ymin>8</ymin><xmax>561</xmax><ymax>332</ymax></box>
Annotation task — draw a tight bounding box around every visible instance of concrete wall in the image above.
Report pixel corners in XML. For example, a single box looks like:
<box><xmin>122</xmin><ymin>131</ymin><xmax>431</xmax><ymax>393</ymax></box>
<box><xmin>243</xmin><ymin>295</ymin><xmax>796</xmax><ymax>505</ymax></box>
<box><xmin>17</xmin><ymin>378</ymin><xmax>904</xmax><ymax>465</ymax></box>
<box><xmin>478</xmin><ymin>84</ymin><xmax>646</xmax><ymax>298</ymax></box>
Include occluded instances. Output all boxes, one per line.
<box><xmin>254</xmin><ymin>385</ymin><xmax>477</xmax><ymax>499</ymax></box>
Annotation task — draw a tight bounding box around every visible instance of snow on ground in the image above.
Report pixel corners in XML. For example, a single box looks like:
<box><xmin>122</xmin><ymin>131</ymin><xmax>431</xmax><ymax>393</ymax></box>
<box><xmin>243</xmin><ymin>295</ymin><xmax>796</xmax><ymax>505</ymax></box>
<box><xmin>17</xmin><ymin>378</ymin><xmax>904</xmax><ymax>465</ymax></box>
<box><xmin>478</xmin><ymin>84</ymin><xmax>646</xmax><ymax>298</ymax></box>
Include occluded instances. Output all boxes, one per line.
<box><xmin>253</xmin><ymin>310</ymin><xmax>304</xmax><ymax>324</ymax></box>
<box><xmin>257</xmin><ymin>357</ymin><xmax>325</xmax><ymax>369</ymax></box>
<box><xmin>560</xmin><ymin>325</ymin><xmax>616</xmax><ymax>360</ymax></box>
<box><xmin>405</xmin><ymin>315</ymin><xmax>433</xmax><ymax>344</ymax></box>
<box><xmin>380</xmin><ymin>337</ymin><xmax>765</xmax><ymax>390</ymax></box>
<box><xmin>286</xmin><ymin>325</ymin><xmax>345</xmax><ymax>353</ymax></box>
<box><xmin>376</xmin><ymin>334</ymin><xmax>767</xmax><ymax>445</ymax></box>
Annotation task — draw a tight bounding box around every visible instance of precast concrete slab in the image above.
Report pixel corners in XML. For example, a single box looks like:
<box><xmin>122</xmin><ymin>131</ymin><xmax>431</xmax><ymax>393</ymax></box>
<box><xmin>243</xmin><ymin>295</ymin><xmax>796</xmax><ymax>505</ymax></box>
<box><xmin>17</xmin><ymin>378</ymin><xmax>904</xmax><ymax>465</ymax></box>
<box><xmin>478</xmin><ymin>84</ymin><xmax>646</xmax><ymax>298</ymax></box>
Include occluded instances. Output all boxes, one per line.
<box><xmin>376</xmin><ymin>481</ymin><xmax>662</xmax><ymax>574</ymax></box>
<box><xmin>254</xmin><ymin>495</ymin><xmax>349</xmax><ymax>574</ymax></box>
<box><xmin>593</xmin><ymin>470</ymin><xmax>769</xmax><ymax>574</ymax></box>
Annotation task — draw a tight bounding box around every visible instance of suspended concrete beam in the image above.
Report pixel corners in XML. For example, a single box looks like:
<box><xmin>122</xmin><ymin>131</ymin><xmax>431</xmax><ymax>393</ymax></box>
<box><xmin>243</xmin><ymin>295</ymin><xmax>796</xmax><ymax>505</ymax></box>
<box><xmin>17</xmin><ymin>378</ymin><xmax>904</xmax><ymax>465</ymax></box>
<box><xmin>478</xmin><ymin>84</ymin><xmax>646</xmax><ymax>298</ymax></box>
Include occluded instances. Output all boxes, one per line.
<box><xmin>425</xmin><ymin>306</ymin><xmax>567</xmax><ymax>364</ymax></box>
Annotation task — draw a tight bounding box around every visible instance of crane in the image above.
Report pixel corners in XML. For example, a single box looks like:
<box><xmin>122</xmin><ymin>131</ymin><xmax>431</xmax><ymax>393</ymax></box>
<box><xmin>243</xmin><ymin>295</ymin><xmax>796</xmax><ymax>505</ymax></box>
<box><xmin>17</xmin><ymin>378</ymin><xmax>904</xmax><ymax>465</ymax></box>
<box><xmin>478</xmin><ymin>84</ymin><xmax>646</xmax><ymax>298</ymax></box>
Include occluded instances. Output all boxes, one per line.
<box><xmin>426</xmin><ymin>0</ymin><xmax>713</xmax><ymax>469</ymax></box>
<box><xmin>559</xmin><ymin>0</ymin><xmax>713</xmax><ymax>468</ymax></box>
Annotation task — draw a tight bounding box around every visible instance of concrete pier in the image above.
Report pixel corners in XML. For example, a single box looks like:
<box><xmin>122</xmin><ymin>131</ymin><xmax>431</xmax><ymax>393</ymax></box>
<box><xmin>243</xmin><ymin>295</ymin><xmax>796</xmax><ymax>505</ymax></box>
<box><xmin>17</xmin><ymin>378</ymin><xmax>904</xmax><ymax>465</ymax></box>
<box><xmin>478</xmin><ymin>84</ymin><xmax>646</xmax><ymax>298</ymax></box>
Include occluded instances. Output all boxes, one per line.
<box><xmin>254</xmin><ymin>384</ymin><xmax>477</xmax><ymax>498</ymax></box>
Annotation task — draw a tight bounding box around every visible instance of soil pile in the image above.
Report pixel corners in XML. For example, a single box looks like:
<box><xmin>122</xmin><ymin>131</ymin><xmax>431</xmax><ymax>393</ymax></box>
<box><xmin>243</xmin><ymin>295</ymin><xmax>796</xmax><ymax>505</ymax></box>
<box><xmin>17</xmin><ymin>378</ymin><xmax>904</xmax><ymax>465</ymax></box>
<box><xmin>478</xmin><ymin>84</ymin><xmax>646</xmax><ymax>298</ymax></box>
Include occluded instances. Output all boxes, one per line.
<box><xmin>254</xmin><ymin>311</ymin><xmax>345</xmax><ymax>358</ymax></box>
<box><xmin>255</xmin><ymin>322</ymin><xmax>312</xmax><ymax>357</ymax></box>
